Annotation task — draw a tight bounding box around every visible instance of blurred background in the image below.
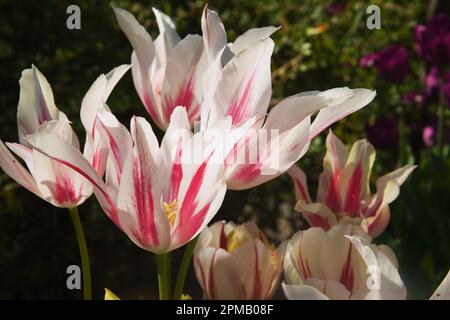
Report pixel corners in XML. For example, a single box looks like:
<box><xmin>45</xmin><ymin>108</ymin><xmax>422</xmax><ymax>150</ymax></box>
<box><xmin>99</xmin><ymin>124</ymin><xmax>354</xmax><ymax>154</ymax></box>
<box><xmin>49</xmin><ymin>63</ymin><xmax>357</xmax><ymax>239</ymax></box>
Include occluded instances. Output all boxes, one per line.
<box><xmin>1</xmin><ymin>0</ymin><xmax>449</xmax><ymax>299</ymax></box>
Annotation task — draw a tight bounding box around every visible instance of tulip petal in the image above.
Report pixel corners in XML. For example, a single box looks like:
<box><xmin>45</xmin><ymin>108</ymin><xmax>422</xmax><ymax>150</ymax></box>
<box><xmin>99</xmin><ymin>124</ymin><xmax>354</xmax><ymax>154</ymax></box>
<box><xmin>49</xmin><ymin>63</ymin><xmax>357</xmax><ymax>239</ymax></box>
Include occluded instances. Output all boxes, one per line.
<box><xmin>152</xmin><ymin>7</ymin><xmax>180</xmax><ymax>65</ymax></box>
<box><xmin>430</xmin><ymin>270</ymin><xmax>450</xmax><ymax>300</ymax></box>
<box><xmin>27</xmin><ymin>133</ymin><xmax>119</xmax><ymax>222</ymax></box>
<box><xmin>282</xmin><ymin>283</ymin><xmax>330</xmax><ymax>300</ymax></box>
<box><xmin>201</xmin><ymin>5</ymin><xmax>227</xmax><ymax>62</ymax></box>
<box><xmin>288</xmin><ymin>165</ymin><xmax>311</xmax><ymax>204</ymax></box>
<box><xmin>0</xmin><ymin>140</ymin><xmax>40</xmax><ymax>196</ymax></box>
<box><xmin>230</xmin><ymin>26</ymin><xmax>280</xmax><ymax>54</ymax></box>
<box><xmin>160</xmin><ymin>34</ymin><xmax>206</xmax><ymax>126</ymax></box>
<box><xmin>317</xmin><ymin>130</ymin><xmax>348</xmax><ymax>209</ymax></box>
<box><xmin>113</xmin><ymin>7</ymin><xmax>161</xmax><ymax>127</ymax></box>
<box><xmin>309</xmin><ymin>88</ymin><xmax>376</xmax><ymax>140</ymax></box>
<box><xmin>116</xmin><ymin>116</ymin><xmax>169</xmax><ymax>252</ymax></box>
<box><xmin>212</xmin><ymin>38</ymin><xmax>274</xmax><ymax>126</ymax></box>
<box><xmin>17</xmin><ymin>66</ymin><xmax>60</xmax><ymax>144</ymax></box>
<box><xmin>296</xmin><ymin>202</ymin><xmax>338</xmax><ymax>230</ymax></box>
<box><xmin>346</xmin><ymin>235</ymin><xmax>407</xmax><ymax>300</ymax></box>
<box><xmin>194</xmin><ymin>247</ymin><xmax>245</xmax><ymax>300</ymax></box>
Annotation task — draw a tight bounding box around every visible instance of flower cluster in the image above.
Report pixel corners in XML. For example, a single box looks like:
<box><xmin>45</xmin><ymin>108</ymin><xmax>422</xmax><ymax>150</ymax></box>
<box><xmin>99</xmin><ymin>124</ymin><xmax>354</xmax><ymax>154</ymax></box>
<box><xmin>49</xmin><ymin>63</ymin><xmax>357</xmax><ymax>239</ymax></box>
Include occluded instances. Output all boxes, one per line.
<box><xmin>0</xmin><ymin>4</ymin><xmax>448</xmax><ymax>301</ymax></box>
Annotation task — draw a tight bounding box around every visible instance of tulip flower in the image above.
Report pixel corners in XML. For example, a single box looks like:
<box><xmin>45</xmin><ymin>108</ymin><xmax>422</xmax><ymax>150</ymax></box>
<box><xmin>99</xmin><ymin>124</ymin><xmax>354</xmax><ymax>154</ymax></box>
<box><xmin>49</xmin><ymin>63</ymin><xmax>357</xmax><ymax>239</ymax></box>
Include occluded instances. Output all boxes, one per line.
<box><xmin>282</xmin><ymin>224</ymin><xmax>406</xmax><ymax>300</ymax></box>
<box><xmin>288</xmin><ymin>131</ymin><xmax>415</xmax><ymax>238</ymax></box>
<box><xmin>28</xmin><ymin>106</ymin><xmax>251</xmax><ymax>253</ymax></box>
<box><xmin>200</xmin><ymin>9</ymin><xmax>376</xmax><ymax>190</ymax></box>
<box><xmin>0</xmin><ymin>64</ymin><xmax>128</xmax><ymax>207</ymax></box>
<box><xmin>113</xmin><ymin>6</ymin><xmax>208</xmax><ymax>130</ymax></box>
<box><xmin>0</xmin><ymin>64</ymin><xmax>129</xmax><ymax>300</ymax></box>
<box><xmin>193</xmin><ymin>221</ymin><xmax>284</xmax><ymax>300</ymax></box>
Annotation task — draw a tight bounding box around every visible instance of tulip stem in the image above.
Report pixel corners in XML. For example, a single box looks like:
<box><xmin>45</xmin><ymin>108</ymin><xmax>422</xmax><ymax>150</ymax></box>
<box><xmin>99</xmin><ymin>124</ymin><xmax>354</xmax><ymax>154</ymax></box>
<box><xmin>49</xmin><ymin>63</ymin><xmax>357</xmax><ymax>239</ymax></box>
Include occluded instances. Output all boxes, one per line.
<box><xmin>69</xmin><ymin>207</ymin><xmax>92</xmax><ymax>300</ymax></box>
<box><xmin>173</xmin><ymin>236</ymin><xmax>198</xmax><ymax>300</ymax></box>
<box><xmin>155</xmin><ymin>252</ymin><xmax>171</xmax><ymax>300</ymax></box>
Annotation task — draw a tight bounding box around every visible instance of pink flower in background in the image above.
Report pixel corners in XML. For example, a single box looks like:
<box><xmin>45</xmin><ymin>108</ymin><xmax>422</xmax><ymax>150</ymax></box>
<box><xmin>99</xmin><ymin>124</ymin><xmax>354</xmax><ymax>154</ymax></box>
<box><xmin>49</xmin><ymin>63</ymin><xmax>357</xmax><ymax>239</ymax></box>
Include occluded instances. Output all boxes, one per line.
<box><xmin>282</xmin><ymin>224</ymin><xmax>406</xmax><ymax>300</ymax></box>
<box><xmin>193</xmin><ymin>221</ymin><xmax>284</xmax><ymax>300</ymax></box>
<box><xmin>360</xmin><ymin>45</ymin><xmax>410</xmax><ymax>83</ymax></box>
<box><xmin>414</xmin><ymin>13</ymin><xmax>450</xmax><ymax>66</ymax></box>
<box><xmin>426</xmin><ymin>66</ymin><xmax>440</xmax><ymax>95</ymax></box>
<box><xmin>288</xmin><ymin>131</ymin><xmax>415</xmax><ymax>238</ymax></box>
<box><xmin>201</xmin><ymin>8</ymin><xmax>376</xmax><ymax>190</ymax></box>
<box><xmin>0</xmin><ymin>65</ymin><xmax>128</xmax><ymax>207</ymax></box>
<box><xmin>422</xmin><ymin>123</ymin><xmax>436</xmax><ymax>147</ymax></box>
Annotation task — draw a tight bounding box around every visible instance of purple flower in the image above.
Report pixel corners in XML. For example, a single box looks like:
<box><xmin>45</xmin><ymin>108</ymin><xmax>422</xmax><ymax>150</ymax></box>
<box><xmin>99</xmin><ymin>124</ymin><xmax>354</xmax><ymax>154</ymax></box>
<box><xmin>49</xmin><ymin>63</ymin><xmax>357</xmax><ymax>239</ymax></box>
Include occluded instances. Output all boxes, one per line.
<box><xmin>414</xmin><ymin>13</ymin><xmax>450</xmax><ymax>66</ymax></box>
<box><xmin>365</xmin><ymin>116</ymin><xmax>399</xmax><ymax>150</ymax></box>
<box><xmin>360</xmin><ymin>45</ymin><xmax>410</xmax><ymax>83</ymax></box>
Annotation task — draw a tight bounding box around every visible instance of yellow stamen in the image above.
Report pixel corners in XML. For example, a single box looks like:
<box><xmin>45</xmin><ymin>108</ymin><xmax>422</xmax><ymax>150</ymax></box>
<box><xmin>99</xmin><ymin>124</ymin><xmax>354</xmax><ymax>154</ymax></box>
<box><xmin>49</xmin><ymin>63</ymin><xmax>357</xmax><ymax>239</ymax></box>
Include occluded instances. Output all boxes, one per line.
<box><xmin>163</xmin><ymin>199</ymin><xmax>178</xmax><ymax>226</ymax></box>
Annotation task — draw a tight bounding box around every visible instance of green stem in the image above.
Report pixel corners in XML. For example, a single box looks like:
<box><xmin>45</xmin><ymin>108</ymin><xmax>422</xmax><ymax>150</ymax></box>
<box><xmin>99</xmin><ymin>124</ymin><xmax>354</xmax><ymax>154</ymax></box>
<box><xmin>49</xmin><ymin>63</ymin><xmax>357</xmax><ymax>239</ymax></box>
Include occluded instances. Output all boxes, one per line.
<box><xmin>69</xmin><ymin>207</ymin><xmax>92</xmax><ymax>300</ymax></box>
<box><xmin>155</xmin><ymin>253</ymin><xmax>171</xmax><ymax>300</ymax></box>
<box><xmin>173</xmin><ymin>237</ymin><xmax>198</xmax><ymax>300</ymax></box>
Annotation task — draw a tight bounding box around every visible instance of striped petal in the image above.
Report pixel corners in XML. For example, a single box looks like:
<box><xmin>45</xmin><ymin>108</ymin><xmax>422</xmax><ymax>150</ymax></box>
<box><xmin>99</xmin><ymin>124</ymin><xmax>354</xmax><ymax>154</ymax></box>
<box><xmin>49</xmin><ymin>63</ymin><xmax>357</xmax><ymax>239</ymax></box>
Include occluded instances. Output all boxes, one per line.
<box><xmin>116</xmin><ymin>117</ymin><xmax>170</xmax><ymax>252</ymax></box>
<box><xmin>17</xmin><ymin>65</ymin><xmax>61</xmax><ymax>145</ymax></box>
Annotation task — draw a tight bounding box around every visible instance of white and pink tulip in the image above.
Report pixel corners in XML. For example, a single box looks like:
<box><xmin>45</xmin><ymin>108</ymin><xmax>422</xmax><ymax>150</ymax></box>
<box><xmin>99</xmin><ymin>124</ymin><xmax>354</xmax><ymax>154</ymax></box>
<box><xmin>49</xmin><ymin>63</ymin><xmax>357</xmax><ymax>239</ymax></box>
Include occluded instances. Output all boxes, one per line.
<box><xmin>283</xmin><ymin>224</ymin><xmax>406</xmax><ymax>300</ymax></box>
<box><xmin>288</xmin><ymin>130</ymin><xmax>416</xmax><ymax>238</ymax></box>
<box><xmin>0</xmin><ymin>65</ymin><xmax>128</xmax><ymax>208</ymax></box>
<box><xmin>193</xmin><ymin>220</ymin><xmax>285</xmax><ymax>300</ymax></box>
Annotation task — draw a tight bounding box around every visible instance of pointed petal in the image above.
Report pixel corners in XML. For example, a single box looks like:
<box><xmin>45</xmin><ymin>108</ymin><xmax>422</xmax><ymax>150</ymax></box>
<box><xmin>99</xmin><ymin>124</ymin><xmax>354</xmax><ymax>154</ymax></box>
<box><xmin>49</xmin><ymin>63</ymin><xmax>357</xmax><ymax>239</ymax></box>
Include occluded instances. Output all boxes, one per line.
<box><xmin>160</xmin><ymin>35</ymin><xmax>206</xmax><ymax>127</ymax></box>
<box><xmin>213</xmin><ymin>38</ymin><xmax>274</xmax><ymax>126</ymax></box>
<box><xmin>113</xmin><ymin>7</ymin><xmax>160</xmax><ymax>127</ymax></box>
<box><xmin>17</xmin><ymin>66</ymin><xmax>60</xmax><ymax>144</ymax></box>
<box><xmin>230</xmin><ymin>26</ymin><xmax>280</xmax><ymax>54</ymax></box>
<box><xmin>201</xmin><ymin>5</ymin><xmax>227</xmax><ymax>62</ymax></box>
<box><xmin>116</xmin><ymin>117</ymin><xmax>169</xmax><ymax>252</ymax></box>
<box><xmin>317</xmin><ymin>130</ymin><xmax>348</xmax><ymax>208</ymax></box>
<box><xmin>430</xmin><ymin>270</ymin><xmax>450</xmax><ymax>300</ymax></box>
<box><xmin>338</xmin><ymin>139</ymin><xmax>375</xmax><ymax>213</ymax></box>
<box><xmin>288</xmin><ymin>165</ymin><xmax>311</xmax><ymax>204</ymax></box>
<box><xmin>0</xmin><ymin>140</ymin><xmax>40</xmax><ymax>196</ymax></box>
<box><xmin>309</xmin><ymin>88</ymin><xmax>376</xmax><ymax>140</ymax></box>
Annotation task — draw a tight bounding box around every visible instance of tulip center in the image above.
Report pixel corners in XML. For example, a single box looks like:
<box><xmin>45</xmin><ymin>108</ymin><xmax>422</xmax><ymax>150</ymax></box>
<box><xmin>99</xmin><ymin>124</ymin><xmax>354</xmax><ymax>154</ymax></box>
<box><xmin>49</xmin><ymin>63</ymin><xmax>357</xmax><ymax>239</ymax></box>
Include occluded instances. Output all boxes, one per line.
<box><xmin>163</xmin><ymin>199</ymin><xmax>178</xmax><ymax>226</ymax></box>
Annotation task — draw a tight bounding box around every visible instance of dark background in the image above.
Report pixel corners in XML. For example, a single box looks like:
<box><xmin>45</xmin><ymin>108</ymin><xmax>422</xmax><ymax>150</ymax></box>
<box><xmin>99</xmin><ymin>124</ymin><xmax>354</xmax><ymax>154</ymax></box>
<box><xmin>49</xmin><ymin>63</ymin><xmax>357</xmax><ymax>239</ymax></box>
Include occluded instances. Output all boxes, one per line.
<box><xmin>0</xmin><ymin>0</ymin><xmax>449</xmax><ymax>299</ymax></box>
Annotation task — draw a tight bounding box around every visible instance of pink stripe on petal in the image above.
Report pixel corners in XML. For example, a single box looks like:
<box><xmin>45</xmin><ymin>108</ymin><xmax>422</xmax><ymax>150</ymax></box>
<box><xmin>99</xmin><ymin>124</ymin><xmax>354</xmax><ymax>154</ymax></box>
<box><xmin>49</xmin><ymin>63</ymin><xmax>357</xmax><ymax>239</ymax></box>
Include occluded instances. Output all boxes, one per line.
<box><xmin>226</xmin><ymin>72</ymin><xmax>256</xmax><ymax>126</ymax></box>
<box><xmin>305</xmin><ymin>213</ymin><xmax>331</xmax><ymax>230</ymax></box>
<box><xmin>132</xmin><ymin>157</ymin><xmax>159</xmax><ymax>247</ymax></box>
<box><xmin>326</xmin><ymin>171</ymin><xmax>340</xmax><ymax>212</ymax></box>
<box><xmin>51</xmin><ymin>171</ymin><xmax>82</xmax><ymax>206</ymax></box>
<box><xmin>339</xmin><ymin>244</ymin><xmax>355</xmax><ymax>292</ymax></box>
<box><xmin>232</xmin><ymin>163</ymin><xmax>262</xmax><ymax>184</ymax></box>
<box><xmin>294</xmin><ymin>179</ymin><xmax>310</xmax><ymax>204</ymax></box>
<box><xmin>343</xmin><ymin>164</ymin><xmax>362</xmax><ymax>214</ymax></box>
<box><xmin>163</xmin><ymin>140</ymin><xmax>183</xmax><ymax>204</ymax></box>
<box><xmin>143</xmin><ymin>92</ymin><xmax>162</xmax><ymax>128</ymax></box>
<box><xmin>163</xmin><ymin>72</ymin><xmax>197</xmax><ymax>123</ymax></box>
